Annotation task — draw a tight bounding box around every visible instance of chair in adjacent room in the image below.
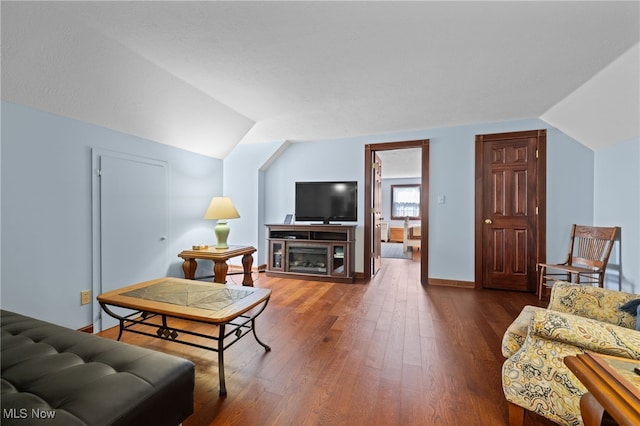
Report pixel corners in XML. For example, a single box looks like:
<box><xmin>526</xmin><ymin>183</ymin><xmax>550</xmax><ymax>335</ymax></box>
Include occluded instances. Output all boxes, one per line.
<box><xmin>538</xmin><ymin>224</ymin><xmax>618</xmax><ymax>300</ymax></box>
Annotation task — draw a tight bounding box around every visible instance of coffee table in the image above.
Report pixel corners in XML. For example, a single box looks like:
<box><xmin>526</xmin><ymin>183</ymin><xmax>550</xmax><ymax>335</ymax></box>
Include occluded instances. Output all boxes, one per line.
<box><xmin>97</xmin><ymin>277</ymin><xmax>271</xmax><ymax>397</ymax></box>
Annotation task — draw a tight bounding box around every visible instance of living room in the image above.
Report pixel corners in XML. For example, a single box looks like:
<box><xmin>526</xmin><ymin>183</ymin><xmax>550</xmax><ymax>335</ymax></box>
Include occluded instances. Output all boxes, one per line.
<box><xmin>1</xmin><ymin>2</ymin><xmax>639</xmax><ymax>424</ymax></box>
<box><xmin>2</xmin><ymin>0</ymin><xmax>640</xmax><ymax>340</ymax></box>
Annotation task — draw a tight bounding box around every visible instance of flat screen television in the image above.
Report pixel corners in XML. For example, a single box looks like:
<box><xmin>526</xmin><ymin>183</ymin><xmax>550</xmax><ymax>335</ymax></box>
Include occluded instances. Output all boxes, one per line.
<box><xmin>295</xmin><ymin>181</ymin><xmax>357</xmax><ymax>224</ymax></box>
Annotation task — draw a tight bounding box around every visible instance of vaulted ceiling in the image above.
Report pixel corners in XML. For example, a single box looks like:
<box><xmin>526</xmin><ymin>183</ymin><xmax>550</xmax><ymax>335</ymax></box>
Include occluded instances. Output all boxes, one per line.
<box><xmin>2</xmin><ymin>1</ymin><xmax>639</xmax><ymax>159</ymax></box>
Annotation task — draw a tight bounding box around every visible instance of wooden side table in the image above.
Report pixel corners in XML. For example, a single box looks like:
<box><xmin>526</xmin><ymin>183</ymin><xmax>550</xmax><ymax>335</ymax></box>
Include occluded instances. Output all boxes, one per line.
<box><xmin>178</xmin><ymin>245</ymin><xmax>256</xmax><ymax>286</ymax></box>
<box><xmin>564</xmin><ymin>352</ymin><xmax>640</xmax><ymax>426</ymax></box>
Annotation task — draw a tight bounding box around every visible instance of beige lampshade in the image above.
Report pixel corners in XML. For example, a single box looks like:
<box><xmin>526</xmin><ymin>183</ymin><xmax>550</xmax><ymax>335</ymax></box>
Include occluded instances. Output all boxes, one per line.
<box><xmin>204</xmin><ymin>197</ymin><xmax>240</xmax><ymax>220</ymax></box>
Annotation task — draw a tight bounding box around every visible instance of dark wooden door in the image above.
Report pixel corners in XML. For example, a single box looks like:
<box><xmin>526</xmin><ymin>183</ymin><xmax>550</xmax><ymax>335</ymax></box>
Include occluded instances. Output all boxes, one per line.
<box><xmin>476</xmin><ymin>130</ymin><xmax>546</xmax><ymax>291</ymax></box>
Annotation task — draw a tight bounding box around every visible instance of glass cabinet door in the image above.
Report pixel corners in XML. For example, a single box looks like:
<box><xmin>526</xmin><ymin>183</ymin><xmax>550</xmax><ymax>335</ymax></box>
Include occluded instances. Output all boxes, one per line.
<box><xmin>331</xmin><ymin>244</ymin><xmax>346</xmax><ymax>276</ymax></box>
<box><xmin>270</xmin><ymin>241</ymin><xmax>284</xmax><ymax>271</ymax></box>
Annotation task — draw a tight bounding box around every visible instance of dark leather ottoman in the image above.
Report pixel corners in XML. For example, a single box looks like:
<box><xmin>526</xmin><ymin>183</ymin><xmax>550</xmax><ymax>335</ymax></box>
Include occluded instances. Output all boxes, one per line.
<box><xmin>1</xmin><ymin>310</ymin><xmax>194</xmax><ymax>425</ymax></box>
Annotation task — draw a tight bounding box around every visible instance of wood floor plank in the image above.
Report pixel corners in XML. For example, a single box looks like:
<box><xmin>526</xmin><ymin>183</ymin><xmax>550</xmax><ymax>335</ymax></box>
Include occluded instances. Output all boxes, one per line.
<box><xmin>97</xmin><ymin>257</ymin><xmax>554</xmax><ymax>426</ymax></box>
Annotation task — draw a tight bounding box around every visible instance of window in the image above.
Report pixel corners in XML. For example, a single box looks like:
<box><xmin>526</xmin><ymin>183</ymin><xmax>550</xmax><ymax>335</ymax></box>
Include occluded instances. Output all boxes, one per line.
<box><xmin>391</xmin><ymin>184</ymin><xmax>420</xmax><ymax>219</ymax></box>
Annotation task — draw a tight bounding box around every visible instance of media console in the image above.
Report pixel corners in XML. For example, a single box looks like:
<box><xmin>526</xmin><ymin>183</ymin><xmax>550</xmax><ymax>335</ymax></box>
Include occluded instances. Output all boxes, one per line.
<box><xmin>266</xmin><ymin>224</ymin><xmax>356</xmax><ymax>283</ymax></box>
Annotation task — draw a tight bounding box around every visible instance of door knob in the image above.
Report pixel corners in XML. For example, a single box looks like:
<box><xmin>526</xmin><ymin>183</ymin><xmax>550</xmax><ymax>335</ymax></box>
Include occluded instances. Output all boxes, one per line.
<box><xmin>484</xmin><ymin>219</ymin><xmax>492</xmax><ymax>224</ymax></box>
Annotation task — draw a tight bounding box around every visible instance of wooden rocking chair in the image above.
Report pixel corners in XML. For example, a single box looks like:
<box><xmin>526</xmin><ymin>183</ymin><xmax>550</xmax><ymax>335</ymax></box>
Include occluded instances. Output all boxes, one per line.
<box><xmin>538</xmin><ymin>224</ymin><xmax>618</xmax><ymax>300</ymax></box>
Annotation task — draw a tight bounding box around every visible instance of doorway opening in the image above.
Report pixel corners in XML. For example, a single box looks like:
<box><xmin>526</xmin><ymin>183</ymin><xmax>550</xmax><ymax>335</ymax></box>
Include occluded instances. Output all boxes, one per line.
<box><xmin>364</xmin><ymin>140</ymin><xmax>429</xmax><ymax>284</ymax></box>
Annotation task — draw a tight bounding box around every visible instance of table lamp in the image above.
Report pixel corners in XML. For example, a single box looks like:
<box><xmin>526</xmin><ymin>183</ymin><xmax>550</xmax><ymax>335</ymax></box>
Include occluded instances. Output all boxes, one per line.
<box><xmin>204</xmin><ymin>197</ymin><xmax>240</xmax><ymax>249</ymax></box>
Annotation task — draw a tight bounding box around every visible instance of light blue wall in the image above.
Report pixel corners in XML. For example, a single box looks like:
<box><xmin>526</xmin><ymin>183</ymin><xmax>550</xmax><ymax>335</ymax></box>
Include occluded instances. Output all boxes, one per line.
<box><xmin>425</xmin><ymin>122</ymin><xmax>592</xmax><ymax>281</ymax></box>
<box><xmin>1</xmin><ymin>102</ymin><xmax>223</xmax><ymax>328</ymax></box>
<box><xmin>226</xmin><ymin>118</ymin><xmax>598</xmax><ymax>283</ymax></box>
<box><xmin>259</xmin><ymin>139</ymin><xmax>367</xmax><ymax>270</ymax></box>
<box><xmin>594</xmin><ymin>138</ymin><xmax>640</xmax><ymax>293</ymax></box>
<box><xmin>4</xmin><ymin>101</ymin><xmax>633</xmax><ymax>329</ymax></box>
<box><xmin>544</xmin><ymin>127</ymin><xmax>596</xmax><ymax>262</ymax></box>
<box><xmin>223</xmin><ymin>140</ymin><xmax>286</xmax><ymax>266</ymax></box>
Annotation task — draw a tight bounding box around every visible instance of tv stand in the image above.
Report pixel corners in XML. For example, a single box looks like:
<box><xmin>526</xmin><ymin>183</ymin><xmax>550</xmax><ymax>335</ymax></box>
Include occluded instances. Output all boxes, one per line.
<box><xmin>266</xmin><ymin>224</ymin><xmax>356</xmax><ymax>283</ymax></box>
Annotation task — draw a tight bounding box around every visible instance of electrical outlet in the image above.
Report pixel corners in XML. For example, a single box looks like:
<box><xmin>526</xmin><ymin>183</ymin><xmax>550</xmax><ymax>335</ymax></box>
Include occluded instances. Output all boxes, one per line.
<box><xmin>80</xmin><ymin>290</ymin><xmax>92</xmax><ymax>305</ymax></box>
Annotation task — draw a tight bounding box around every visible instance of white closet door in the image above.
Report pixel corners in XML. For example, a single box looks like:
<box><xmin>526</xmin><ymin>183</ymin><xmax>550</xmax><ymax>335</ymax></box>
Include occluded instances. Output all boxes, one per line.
<box><xmin>98</xmin><ymin>153</ymin><xmax>168</xmax><ymax>331</ymax></box>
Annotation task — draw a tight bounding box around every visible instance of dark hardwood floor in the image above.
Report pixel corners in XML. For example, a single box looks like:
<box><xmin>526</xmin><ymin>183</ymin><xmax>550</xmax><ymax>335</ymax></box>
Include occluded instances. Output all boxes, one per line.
<box><xmin>98</xmin><ymin>255</ymin><xmax>556</xmax><ymax>425</ymax></box>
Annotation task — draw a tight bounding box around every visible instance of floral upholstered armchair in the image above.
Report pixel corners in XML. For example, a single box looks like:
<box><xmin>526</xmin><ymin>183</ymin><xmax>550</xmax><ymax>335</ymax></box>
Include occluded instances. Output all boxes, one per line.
<box><xmin>501</xmin><ymin>282</ymin><xmax>640</xmax><ymax>426</ymax></box>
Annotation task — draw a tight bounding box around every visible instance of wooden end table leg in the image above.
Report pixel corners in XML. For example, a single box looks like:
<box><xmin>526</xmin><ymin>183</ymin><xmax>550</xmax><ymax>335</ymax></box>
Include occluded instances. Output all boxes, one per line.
<box><xmin>213</xmin><ymin>260</ymin><xmax>229</xmax><ymax>283</ymax></box>
<box><xmin>242</xmin><ymin>254</ymin><xmax>254</xmax><ymax>286</ymax></box>
<box><xmin>182</xmin><ymin>258</ymin><xmax>197</xmax><ymax>280</ymax></box>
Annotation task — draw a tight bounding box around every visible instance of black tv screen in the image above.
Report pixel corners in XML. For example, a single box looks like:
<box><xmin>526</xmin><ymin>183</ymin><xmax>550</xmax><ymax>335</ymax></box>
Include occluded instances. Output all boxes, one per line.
<box><xmin>295</xmin><ymin>181</ymin><xmax>357</xmax><ymax>224</ymax></box>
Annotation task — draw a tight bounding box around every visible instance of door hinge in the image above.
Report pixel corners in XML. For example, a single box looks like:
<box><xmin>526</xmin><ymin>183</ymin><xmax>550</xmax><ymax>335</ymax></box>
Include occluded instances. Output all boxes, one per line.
<box><xmin>97</xmin><ymin>169</ymin><xmax>102</xmax><ymax>177</ymax></box>
<box><xmin>535</xmin><ymin>206</ymin><xmax>539</xmax><ymax>215</ymax></box>
<box><xmin>535</xmin><ymin>149</ymin><xmax>539</xmax><ymax>159</ymax></box>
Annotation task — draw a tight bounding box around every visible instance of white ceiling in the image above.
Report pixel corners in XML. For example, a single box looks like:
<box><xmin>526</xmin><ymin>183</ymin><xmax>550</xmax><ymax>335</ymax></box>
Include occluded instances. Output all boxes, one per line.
<box><xmin>2</xmin><ymin>1</ymin><xmax>639</xmax><ymax>159</ymax></box>
<box><xmin>377</xmin><ymin>148</ymin><xmax>422</xmax><ymax>179</ymax></box>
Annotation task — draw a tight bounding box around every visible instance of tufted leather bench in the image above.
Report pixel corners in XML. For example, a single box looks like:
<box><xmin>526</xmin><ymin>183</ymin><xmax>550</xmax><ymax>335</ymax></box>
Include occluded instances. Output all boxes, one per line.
<box><xmin>1</xmin><ymin>310</ymin><xmax>194</xmax><ymax>425</ymax></box>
